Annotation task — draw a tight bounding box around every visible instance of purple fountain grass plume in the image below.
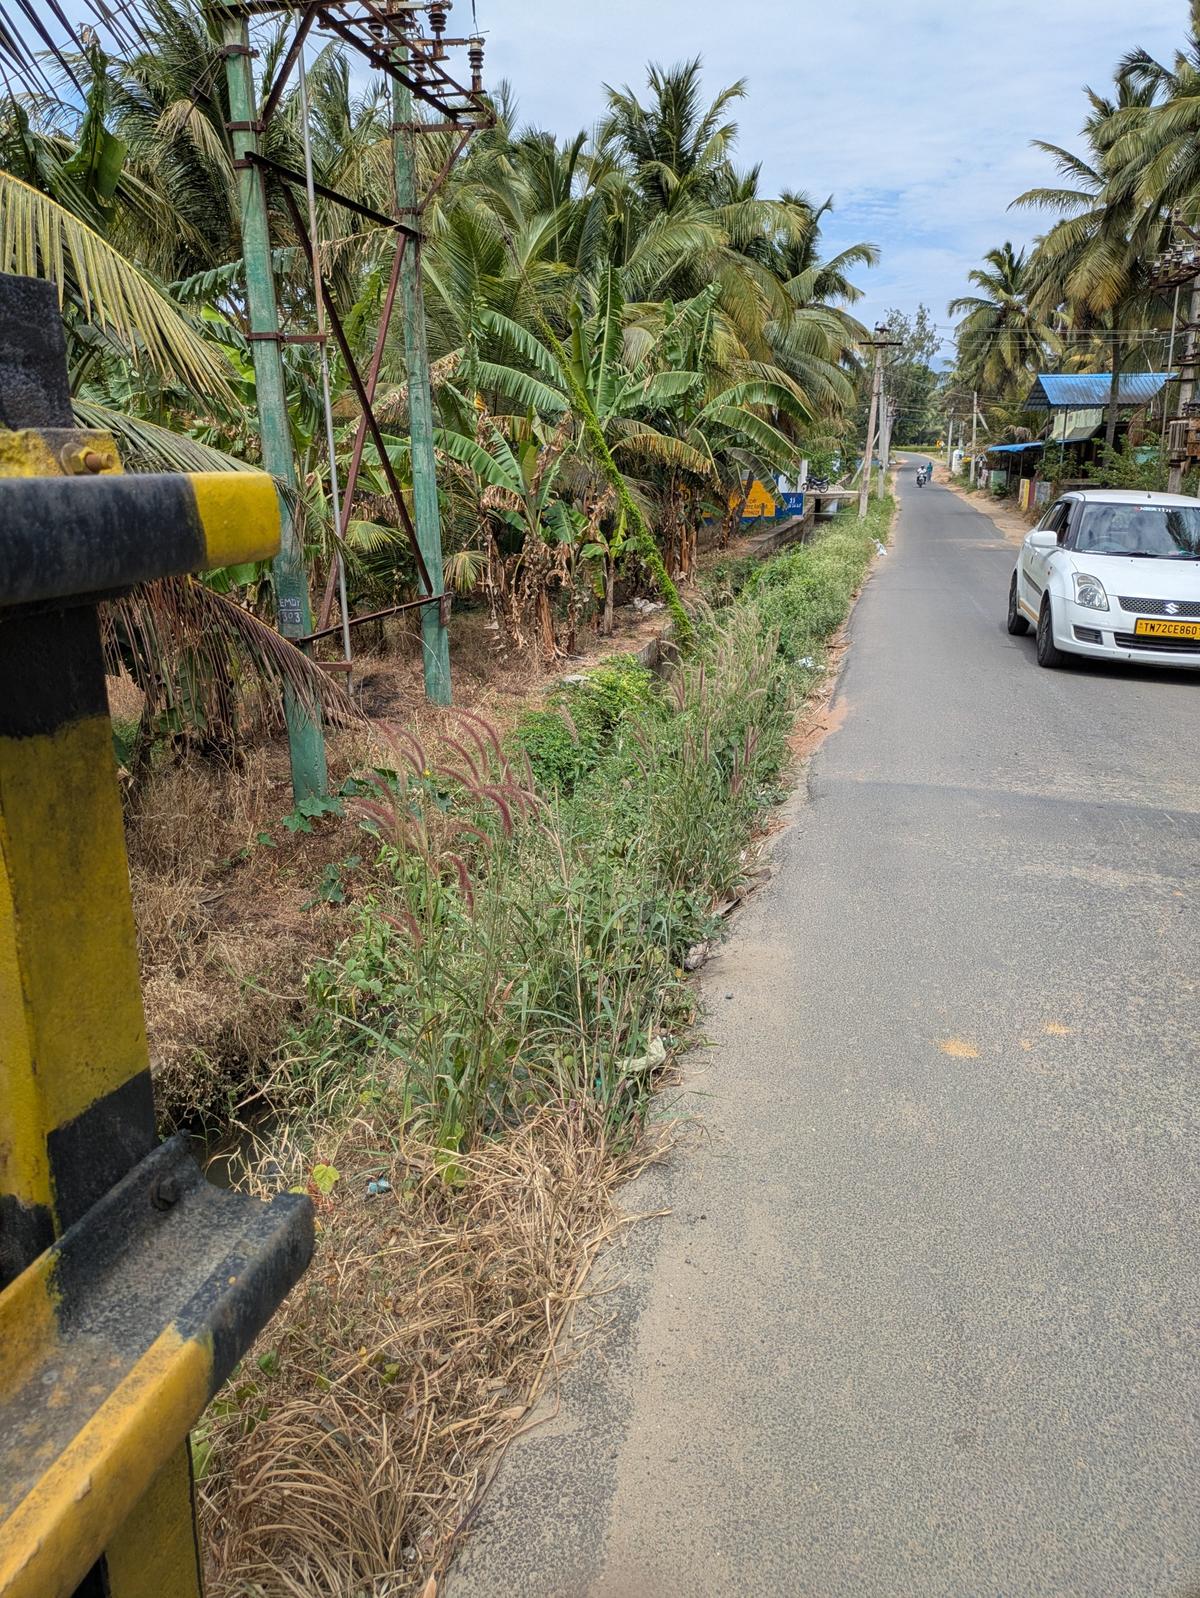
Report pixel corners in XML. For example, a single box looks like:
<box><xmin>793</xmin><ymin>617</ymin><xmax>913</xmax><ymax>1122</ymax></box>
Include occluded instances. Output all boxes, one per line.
<box><xmin>454</xmin><ymin>707</ymin><xmax>504</xmax><ymax>763</ymax></box>
<box><xmin>440</xmin><ymin>734</ymin><xmax>483</xmax><ymax>783</ymax></box>
<box><xmin>355</xmin><ymin>796</ymin><xmax>408</xmax><ymax>847</ymax></box>
<box><xmin>478</xmin><ymin>787</ymin><xmax>515</xmax><ymax>837</ymax></box>
<box><xmin>445</xmin><ymin>818</ymin><xmax>493</xmax><ymax>850</ymax></box>
<box><xmin>444</xmin><ymin>852</ymin><xmax>475</xmax><ymax>914</ymax></box>
<box><xmin>382</xmin><ymin>723</ymin><xmax>429</xmax><ymax>776</ymax></box>
<box><xmin>381</xmin><ymin>908</ymin><xmax>423</xmax><ymax>948</ymax></box>
<box><xmin>434</xmin><ymin>763</ymin><xmax>477</xmax><ymax>792</ymax></box>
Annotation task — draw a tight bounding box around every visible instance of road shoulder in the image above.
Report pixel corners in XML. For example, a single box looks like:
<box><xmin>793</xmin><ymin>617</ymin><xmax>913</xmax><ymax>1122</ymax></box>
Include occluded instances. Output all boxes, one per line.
<box><xmin>937</xmin><ymin>471</ymin><xmax>1032</xmax><ymax>547</ymax></box>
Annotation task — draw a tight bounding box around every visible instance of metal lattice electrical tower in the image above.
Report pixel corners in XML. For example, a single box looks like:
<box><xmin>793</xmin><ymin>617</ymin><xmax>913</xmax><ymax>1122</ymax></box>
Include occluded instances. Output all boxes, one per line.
<box><xmin>213</xmin><ymin>0</ymin><xmax>493</xmax><ymax>791</ymax></box>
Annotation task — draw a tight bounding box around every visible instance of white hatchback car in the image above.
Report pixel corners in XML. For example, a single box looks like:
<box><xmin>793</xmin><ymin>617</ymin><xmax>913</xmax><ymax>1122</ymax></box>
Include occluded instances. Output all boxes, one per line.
<box><xmin>1008</xmin><ymin>488</ymin><xmax>1200</xmax><ymax>669</ymax></box>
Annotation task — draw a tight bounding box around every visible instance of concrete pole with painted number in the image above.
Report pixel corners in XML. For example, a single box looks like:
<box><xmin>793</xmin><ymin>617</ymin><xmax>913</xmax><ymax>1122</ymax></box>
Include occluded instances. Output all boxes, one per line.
<box><xmin>971</xmin><ymin>390</ymin><xmax>978</xmax><ymax>484</ymax></box>
<box><xmin>858</xmin><ymin>342</ymin><xmax>882</xmax><ymax>519</ymax></box>
<box><xmin>222</xmin><ymin>14</ymin><xmax>328</xmax><ymax>801</ymax></box>
<box><xmin>1169</xmin><ymin>279</ymin><xmax>1200</xmax><ymax>493</ymax></box>
<box><xmin>876</xmin><ymin>400</ymin><xmax>892</xmax><ymax>498</ymax></box>
<box><xmin>392</xmin><ymin>48</ymin><xmax>452</xmax><ymax>705</ymax></box>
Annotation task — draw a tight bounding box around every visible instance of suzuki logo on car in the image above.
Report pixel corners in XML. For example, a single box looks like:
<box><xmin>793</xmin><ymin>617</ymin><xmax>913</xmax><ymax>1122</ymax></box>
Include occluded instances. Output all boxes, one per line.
<box><xmin>1165</xmin><ymin>602</ymin><xmax>1181</xmax><ymax>615</ymax></box>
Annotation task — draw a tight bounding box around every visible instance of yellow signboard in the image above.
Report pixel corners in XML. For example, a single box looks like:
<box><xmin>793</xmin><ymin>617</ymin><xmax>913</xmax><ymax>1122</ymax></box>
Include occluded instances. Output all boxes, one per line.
<box><xmin>734</xmin><ymin>479</ymin><xmax>776</xmax><ymax>518</ymax></box>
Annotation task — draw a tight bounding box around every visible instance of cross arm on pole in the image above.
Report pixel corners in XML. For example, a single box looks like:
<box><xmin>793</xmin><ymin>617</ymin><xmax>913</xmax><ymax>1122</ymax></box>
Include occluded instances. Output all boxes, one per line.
<box><xmin>237</xmin><ymin>148</ymin><xmax>422</xmax><ymax>237</ymax></box>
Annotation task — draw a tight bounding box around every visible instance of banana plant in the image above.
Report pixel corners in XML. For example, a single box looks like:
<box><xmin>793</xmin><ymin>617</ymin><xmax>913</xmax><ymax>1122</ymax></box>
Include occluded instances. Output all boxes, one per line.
<box><xmin>436</xmin><ymin>416</ymin><xmax>586</xmax><ymax>654</ymax></box>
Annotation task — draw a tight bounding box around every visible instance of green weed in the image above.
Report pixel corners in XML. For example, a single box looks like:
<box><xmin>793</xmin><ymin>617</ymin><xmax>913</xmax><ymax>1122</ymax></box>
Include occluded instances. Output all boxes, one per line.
<box><xmin>287</xmin><ymin>504</ymin><xmax>893</xmax><ymax>1164</ymax></box>
<box><xmin>513</xmin><ymin>654</ymin><xmax>661</xmax><ymax>793</ymax></box>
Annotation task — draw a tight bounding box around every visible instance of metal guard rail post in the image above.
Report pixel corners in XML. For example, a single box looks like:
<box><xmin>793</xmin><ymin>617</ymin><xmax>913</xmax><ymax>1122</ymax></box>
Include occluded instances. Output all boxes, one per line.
<box><xmin>0</xmin><ymin>274</ymin><xmax>314</xmax><ymax>1598</ymax></box>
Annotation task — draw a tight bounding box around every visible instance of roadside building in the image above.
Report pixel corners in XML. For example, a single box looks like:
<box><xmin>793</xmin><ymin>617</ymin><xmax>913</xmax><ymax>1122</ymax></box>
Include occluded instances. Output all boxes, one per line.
<box><xmin>979</xmin><ymin>372</ymin><xmax>1175</xmax><ymax>509</ymax></box>
<box><xmin>1024</xmin><ymin>371</ymin><xmax>1174</xmax><ymax>478</ymax></box>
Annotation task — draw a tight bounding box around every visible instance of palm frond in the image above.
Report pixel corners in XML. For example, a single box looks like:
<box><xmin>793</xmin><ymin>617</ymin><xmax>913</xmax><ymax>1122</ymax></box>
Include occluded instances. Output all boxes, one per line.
<box><xmin>72</xmin><ymin>400</ymin><xmax>258</xmax><ymax>473</ymax></box>
<box><xmin>103</xmin><ymin>576</ymin><xmax>360</xmax><ymax>758</ymax></box>
<box><xmin>607</xmin><ymin>420</ymin><xmax>713</xmax><ymax>475</ymax></box>
<box><xmin>434</xmin><ymin>427</ymin><xmax>520</xmax><ymax>491</ymax></box>
<box><xmin>476</xmin><ymin>309</ymin><xmax>561</xmax><ymax>380</ymax></box>
<box><xmin>0</xmin><ymin>170</ymin><xmax>235</xmax><ymax>400</ymax></box>
<box><xmin>470</xmin><ymin>359</ymin><xmax>568</xmax><ymax>417</ymax></box>
<box><xmin>700</xmin><ymin>405</ymin><xmax>798</xmax><ymax>468</ymax></box>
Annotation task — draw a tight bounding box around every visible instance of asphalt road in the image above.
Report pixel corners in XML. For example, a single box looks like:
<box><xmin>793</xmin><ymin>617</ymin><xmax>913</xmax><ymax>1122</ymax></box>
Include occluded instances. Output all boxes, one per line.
<box><xmin>450</xmin><ymin>469</ymin><xmax>1200</xmax><ymax>1598</ymax></box>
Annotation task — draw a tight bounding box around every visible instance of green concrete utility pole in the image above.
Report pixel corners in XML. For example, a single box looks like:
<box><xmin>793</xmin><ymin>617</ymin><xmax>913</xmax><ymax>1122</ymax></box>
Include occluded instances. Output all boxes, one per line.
<box><xmin>222</xmin><ymin>14</ymin><xmax>328</xmax><ymax>799</ymax></box>
<box><xmin>392</xmin><ymin>51</ymin><xmax>452</xmax><ymax>705</ymax></box>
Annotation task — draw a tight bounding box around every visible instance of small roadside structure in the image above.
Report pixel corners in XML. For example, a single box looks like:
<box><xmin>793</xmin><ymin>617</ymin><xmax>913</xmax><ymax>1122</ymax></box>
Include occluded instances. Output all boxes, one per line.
<box><xmin>1024</xmin><ymin>371</ymin><xmax>1174</xmax><ymax>466</ymax></box>
<box><xmin>981</xmin><ymin>440</ymin><xmax>1044</xmax><ymax>501</ymax></box>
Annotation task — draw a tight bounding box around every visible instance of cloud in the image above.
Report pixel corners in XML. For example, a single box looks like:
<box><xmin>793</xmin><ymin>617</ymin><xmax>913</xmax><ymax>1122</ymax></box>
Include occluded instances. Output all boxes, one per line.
<box><xmin>483</xmin><ymin>0</ymin><xmax>1184</xmax><ymax>328</ymax></box>
<box><xmin>52</xmin><ymin>0</ymin><xmax>1185</xmax><ymax>336</ymax></box>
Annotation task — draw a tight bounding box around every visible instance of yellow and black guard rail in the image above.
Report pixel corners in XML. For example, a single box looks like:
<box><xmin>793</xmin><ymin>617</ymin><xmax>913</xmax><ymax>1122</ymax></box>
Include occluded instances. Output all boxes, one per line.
<box><xmin>0</xmin><ymin>273</ymin><xmax>314</xmax><ymax>1598</ymax></box>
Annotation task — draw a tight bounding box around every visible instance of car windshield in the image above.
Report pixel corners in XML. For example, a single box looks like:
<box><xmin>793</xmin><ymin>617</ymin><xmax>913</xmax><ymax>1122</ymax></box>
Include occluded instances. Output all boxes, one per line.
<box><xmin>1075</xmin><ymin>503</ymin><xmax>1200</xmax><ymax>558</ymax></box>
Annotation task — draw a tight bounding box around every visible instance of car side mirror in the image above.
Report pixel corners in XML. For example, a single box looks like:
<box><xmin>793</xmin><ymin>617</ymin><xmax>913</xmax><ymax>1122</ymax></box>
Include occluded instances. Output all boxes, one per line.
<box><xmin>1028</xmin><ymin>529</ymin><xmax>1058</xmax><ymax>550</ymax></box>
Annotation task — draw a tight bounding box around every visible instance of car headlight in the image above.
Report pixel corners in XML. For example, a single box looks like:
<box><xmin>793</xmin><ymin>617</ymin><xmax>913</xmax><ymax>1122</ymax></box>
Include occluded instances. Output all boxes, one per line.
<box><xmin>1073</xmin><ymin>572</ymin><xmax>1109</xmax><ymax>611</ymax></box>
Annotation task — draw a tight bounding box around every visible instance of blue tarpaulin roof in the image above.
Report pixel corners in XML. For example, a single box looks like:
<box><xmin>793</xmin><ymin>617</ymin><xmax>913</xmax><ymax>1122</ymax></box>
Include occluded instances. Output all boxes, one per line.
<box><xmin>986</xmin><ymin>441</ymin><xmax>1044</xmax><ymax>454</ymax></box>
<box><xmin>1024</xmin><ymin>372</ymin><xmax>1173</xmax><ymax>410</ymax></box>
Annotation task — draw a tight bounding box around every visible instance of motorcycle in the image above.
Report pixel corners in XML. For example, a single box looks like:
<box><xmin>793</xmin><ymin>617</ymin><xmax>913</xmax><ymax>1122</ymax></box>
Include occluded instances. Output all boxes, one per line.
<box><xmin>915</xmin><ymin>467</ymin><xmax>927</xmax><ymax>487</ymax></box>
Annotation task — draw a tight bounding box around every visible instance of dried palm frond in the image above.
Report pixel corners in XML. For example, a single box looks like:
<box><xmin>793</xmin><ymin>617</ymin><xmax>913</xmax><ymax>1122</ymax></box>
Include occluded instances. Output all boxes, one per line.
<box><xmin>479</xmin><ymin>483</ymin><xmax>524</xmax><ymax>514</ymax></box>
<box><xmin>104</xmin><ymin>577</ymin><xmax>361</xmax><ymax>761</ymax></box>
<box><xmin>75</xmin><ymin>406</ymin><xmax>349</xmax><ymax>756</ymax></box>
<box><xmin>373</xmin><ymin>351</ymin><xmax>463</xmax><ymax>425</ymax></box>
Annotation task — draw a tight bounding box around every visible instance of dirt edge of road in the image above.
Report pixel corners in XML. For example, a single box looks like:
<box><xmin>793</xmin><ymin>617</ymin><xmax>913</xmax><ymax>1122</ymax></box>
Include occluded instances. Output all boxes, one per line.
<box><xmin>786</xmin><ymin>490</ymin><xmax>898</xmax><ymax>773</ymax></box>
<box><xmin>448</xmin><ymin>494</ymin><xmax>898</xmax><ymax>1598</ymax></box>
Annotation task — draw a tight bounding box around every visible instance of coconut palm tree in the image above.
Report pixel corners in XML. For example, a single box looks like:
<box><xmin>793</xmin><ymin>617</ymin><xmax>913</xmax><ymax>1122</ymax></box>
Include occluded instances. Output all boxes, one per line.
<box><xmin>949</xmin><ymin>243</ymin><xmax>1060</xmax><ymax>398</ymax></box>
<box><xmin>1015</xmin><ymin>78</ymin><xmax>1171</xmax><ymax>448</ymax></box>
<box><xmin>597</xmin><ymin>58</ymin><xmax>744</xmax><ymax>217</ymax></box>
<box><xmin>3</xmin><ymin>0</ymin><xmax>870</xmax><ymax>668</ymax></box>
<box><xmin>1106</xmin><ymin>1</ymin><xmax>1200</xmax><ymax>221</ymax></box>
<box><xmin>0</xmin><ymin>107</ymin><xmax>233</xmax><ymax>398</ymax></box>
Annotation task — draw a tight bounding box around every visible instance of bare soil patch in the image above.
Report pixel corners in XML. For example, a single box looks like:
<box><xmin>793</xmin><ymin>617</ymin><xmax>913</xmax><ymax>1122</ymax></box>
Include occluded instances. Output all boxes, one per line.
<box><xmin>942</xmin><ymin>475</ymin><xmax>1036</xmax><ymax>546</ymax></box>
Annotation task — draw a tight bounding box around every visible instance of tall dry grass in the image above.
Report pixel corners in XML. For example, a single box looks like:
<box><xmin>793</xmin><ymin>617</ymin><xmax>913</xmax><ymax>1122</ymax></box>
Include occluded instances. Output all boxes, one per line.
<box><xmin>198</xmin><ymin>1105</ymin><xmax>665</xmax><ymax>1596</ymax></box>
<box><xmin>123</xmin><ymin>732</ymin><xmax>376</xmax><ymax>1128</ymax></box>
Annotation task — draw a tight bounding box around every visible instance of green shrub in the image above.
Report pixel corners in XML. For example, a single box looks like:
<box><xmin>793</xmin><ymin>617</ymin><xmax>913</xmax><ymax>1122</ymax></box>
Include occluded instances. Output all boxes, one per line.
<box><xmin>1084</xmin><ymin>439</ymin><xmax>1167</xmax><ymax>492</ymax></box>
<box><xmin>739</xmin><ymin>505</ymin><xmax>886</xmax><ymax>664</ymax></box>
<box><xmin>699</xmin><ymin>554</ymin><xmax>757</xmax><ymax>604</ymax></box>
<box><xmin>294</xmin><ymin>499</ymin><xmax>894</xmax><ymax>1159</ymax></box>
<box><xmin>513</xmin><ymin>655</ymin><xmax>661</xmax><ymax>792</ymax></box>
<box><xmin>511</xmin><ymin>707</ymin><xmax>593</xmax><ymax>792</ymax></box>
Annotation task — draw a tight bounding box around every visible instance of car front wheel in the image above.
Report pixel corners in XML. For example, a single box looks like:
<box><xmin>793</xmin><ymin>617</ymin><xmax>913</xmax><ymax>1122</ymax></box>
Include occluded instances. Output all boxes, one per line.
<box><xmin>1007</xmin><ymin>571</ymin><xmax>1030</xmax><ymax>636</ymax></box>
<box><xmin>1036</xmin><ymin>595</ymin><xmax>1066</xmax><ymax>668</ymax></box>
